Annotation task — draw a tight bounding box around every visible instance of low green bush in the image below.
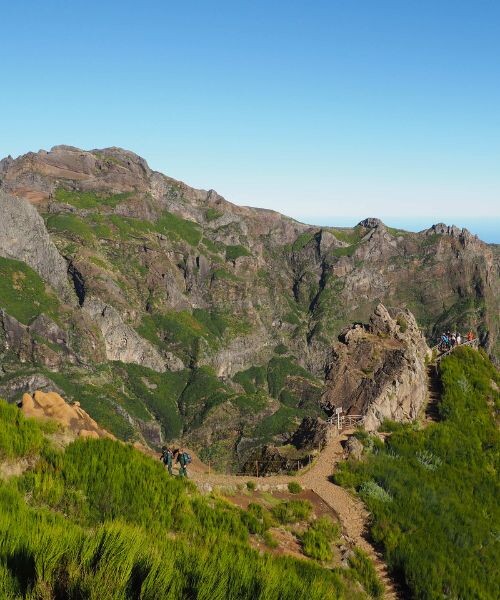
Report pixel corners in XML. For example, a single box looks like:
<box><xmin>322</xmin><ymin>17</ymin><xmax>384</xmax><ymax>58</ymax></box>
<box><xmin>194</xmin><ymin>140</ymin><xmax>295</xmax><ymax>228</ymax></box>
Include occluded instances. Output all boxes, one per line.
<box><xmin>287</xmin><ymin>481</ymin><xmax>302</xmax><ymax>494</ymax></box>
<box><xmin>348</xmin><ymin>549</ymin><xmax>384</xmax><ymax>599</ymax></box>
<box><xmin>300</xmin><ymin>517</ymin><xmax>340</xmax><ymax>562</ymax></box>
<box><xmin>271</xmin><ymin>499</ymin><xmax>312</xmax><ymax>524</ymax></box>
<box><xmin>226</xmin><ymin>244</ymin><xmax>251</xmax><ymax>261</ymax></box>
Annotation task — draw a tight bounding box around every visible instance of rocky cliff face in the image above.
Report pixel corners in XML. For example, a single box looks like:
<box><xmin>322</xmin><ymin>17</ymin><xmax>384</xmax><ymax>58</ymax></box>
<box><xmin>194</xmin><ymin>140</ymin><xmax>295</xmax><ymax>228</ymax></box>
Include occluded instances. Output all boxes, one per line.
<box><xmin>322</xmin><ymin>304</ymin><xmax>430</xmax><ymax>430</ymax></box>
<box><xmin>0</xmin><ymin>190</ymin><xmax>74</xmax><ymax>301</ymax></box>
<box><xmin>0</xmin><ymin>145</ymin><xmax>497</xmax><ymax>468</ymax></box>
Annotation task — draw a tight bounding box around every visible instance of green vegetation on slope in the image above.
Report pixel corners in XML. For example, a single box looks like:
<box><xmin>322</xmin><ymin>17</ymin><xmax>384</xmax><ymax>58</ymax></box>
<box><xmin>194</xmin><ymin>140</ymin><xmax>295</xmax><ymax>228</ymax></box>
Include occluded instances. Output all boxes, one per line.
<box><xmin>54</xmin><ymin>188</ymin><xmax>132</xmax><ymax>209</ymax></box>
<box><xmin>138</xmin><ymin>307</ymin><xmax>251</xmax><ymax>365</ymax></box>
<box><xmin>46</xmin><ymin>208</ymin><xmax>202</xmax><ymax>248</ymax></box>
<box><xmin>0</xmin><ymin>402</ymin><xmax>55</xmax><ymax>459</ymax></box>
<box><xmin>226</xmin><ymin>244</ymin><xmax>251</xmax><ymax>261</ymax></box>
<box><xmin>335</xmin><ymin>347</ymin><xmax>500</xmax><ymax>599</ymax></box>
<box><xmin>0</xmin><ymin>400</ymin><xmax>371</xmax><ymax>600</ymax></box>
<box><xmin>138</xmin><ymin>309</ymin><xmax>227</xmax><ymax>363</ymax></box>
<box><xmin>0</xmin><ymin>257</ymin><xmax>61</xmax><ymax>324</ymax></box>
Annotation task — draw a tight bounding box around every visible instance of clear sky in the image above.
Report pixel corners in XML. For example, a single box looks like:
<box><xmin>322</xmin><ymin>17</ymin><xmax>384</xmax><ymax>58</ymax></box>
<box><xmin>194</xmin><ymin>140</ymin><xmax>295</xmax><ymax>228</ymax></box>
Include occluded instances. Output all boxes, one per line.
<box><xmin>1</xmin><ymin>1</ymin><xmax>499</xmax><ymax>240</ymax></box>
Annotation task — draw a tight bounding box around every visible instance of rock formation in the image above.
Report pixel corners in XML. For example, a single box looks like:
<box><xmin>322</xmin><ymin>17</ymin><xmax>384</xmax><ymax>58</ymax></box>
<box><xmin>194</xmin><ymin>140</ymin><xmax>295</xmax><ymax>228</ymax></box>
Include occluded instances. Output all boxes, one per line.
<box><xmin>0</xmin><ymin>190</ymin><xmax>74</xmax><ymax>301</ymax></box>
<box><xmin>21</xmin><ymin>390</ymin><xmax>114</xmax><ymax>439</ymax></box>
<box><xmin>322</xmin><ymin>304</ymin><xmax>430</xmax><ymax>430</ymax></box>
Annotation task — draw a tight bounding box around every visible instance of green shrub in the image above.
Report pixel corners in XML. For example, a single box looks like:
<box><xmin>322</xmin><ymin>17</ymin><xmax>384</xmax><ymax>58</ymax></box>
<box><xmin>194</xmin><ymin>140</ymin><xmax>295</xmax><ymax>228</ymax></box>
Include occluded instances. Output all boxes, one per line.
<box><xmin>396</xmin><ymin>315</ymin><xmax>408</xmax><ymax>333</ymax></box>
<box><xmin>246</xmin><ymin>481</ymin><xmax>256</xmax><ymax>491</ymax></box>
<box><xmin>300</xmin><ymin>516</ymin><xmax>340</xmax><ymax>562</ymax></box>
<box><xmin>348</xmin><ymin>549</ymin><xmax>384</xmax><ymax>599</ymax></box>
<box><xmin>225</xmin><ymin>244</ymin><xmax>251</xmax><ymax>261</ymax></box>
<box><xmin>288</xmin><ymin>481</ymin><xmax>302</xmax><ymax>494</ymax></box>
<box><xmin>274</xmin><ymin>343</ymin><xmax>288</xmax><ymax>355</ymax></box>
<box><xmin>205</xmin><ymin>207</ymin><xmax>223</xmax><ymax>221</ymax></box>
<box><xmin>292</xmin><ymin>231</ymin><xmax>316</xmax><ymax>251</ymax></box>
<box><xmin>271</xmin><ymin>499</ymin><xmax>312</xmax><ymax>524</ymax></box>
<box><xmin>263</xmin><ymin>530</ymin><xmax>279</xmax><ymax>548</ymax></box>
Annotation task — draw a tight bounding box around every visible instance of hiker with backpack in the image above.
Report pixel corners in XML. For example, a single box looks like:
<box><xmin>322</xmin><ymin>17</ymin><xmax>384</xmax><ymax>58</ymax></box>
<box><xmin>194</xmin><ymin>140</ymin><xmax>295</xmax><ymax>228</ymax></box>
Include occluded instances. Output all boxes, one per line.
<box><xmin>176</xmin><ymin>448</ymin><xmax>192</xmax><ymax>477</ymax></box>
<box><xmin>160</xmin><ymin>446</ymin><xmax>174</xmax><ymax>475</ymax></box>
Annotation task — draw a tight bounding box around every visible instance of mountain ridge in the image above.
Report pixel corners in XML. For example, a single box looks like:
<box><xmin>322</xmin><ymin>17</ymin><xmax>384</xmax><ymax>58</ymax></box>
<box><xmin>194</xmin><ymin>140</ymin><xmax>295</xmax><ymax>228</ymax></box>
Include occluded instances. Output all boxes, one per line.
<box><xmin>0</xmin><ymin>145</ymin><xmax>498</xmax><ymax>468</ymax></box>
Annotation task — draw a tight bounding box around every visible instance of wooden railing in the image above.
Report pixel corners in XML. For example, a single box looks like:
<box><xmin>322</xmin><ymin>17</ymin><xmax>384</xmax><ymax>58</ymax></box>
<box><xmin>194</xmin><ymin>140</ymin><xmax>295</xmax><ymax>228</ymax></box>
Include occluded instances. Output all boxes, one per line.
<box><xmin>327</xmin><ymin>414</ymin><xmax>364</xmax><ymax>430</ymax></box>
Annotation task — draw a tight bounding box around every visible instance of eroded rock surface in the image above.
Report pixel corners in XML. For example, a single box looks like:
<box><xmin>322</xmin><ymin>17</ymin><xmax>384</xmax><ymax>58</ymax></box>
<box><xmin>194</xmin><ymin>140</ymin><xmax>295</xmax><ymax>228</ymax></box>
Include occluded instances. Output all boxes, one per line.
<box><xmin>83</xmin><ymin>296</ymin><xmax>183</xmax><ymax>372</ymax></box>
<box><xmin>0</xmin><ymin>190</ymin><xmax>73</xmax><ymax>301</ymax></box>
<box><xmin>21</xmin><ymin>390</ymin><xmax>114</xmax><ymax>439</ymax></box>
<box><xmin>322</xmin><ymin>304</ymin><xmax>430</xmax><ymax>430</ymax></box>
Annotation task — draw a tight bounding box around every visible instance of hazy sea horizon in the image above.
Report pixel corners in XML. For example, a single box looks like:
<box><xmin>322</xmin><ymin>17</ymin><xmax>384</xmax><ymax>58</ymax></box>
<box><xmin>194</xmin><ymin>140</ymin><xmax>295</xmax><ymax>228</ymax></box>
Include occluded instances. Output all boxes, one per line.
<box><xmin>301</xmin><ymin>217</ymin><xmax>499</xmax><ymax>244</ymax></box>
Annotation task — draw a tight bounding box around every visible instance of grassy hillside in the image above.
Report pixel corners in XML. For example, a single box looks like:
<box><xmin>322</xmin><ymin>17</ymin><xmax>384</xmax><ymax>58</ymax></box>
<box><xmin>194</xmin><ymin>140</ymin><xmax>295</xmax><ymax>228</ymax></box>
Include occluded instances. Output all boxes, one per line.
<box><xmin>335</xmin><ymin>347</ymin><xmax>500</xmax><ymax>599</ymax></box>
<box><xmin>0</xmin><ymin>400</ymin><xmax>373</xmax><ymax>599</ymax></box>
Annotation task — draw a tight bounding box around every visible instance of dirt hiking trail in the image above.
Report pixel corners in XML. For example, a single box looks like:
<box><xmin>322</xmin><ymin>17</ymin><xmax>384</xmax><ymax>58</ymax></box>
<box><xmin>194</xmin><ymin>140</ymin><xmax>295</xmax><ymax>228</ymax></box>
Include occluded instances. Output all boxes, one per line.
<box><xmin>188</xmin><ymin>428</ymin><xmax>400</xmax><ymax>599</ymax></box>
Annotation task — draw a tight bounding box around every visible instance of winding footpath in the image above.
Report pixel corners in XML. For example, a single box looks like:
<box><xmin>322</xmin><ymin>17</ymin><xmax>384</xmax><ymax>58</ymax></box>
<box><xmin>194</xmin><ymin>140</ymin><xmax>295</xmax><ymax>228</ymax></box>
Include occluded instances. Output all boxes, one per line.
<box><xmin>189</xmin><ymin>428</ymin><xmax>400</xmax><ymax>599</ymax></box>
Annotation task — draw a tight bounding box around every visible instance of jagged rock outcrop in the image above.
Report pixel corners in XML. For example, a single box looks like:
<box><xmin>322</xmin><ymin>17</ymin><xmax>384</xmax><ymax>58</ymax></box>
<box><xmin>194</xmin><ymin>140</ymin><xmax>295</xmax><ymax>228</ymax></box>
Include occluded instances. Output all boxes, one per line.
<box><xmin>344</xmin><ymin>436</ymin><xmax>364</xmax><ymax>460</ymax></box>
<box><xmin>0</xmin><ymin>190</ymin><xmax>74</xmax><ymax>301</ymax></box>
<box><xmin>322</xmin><ymin>304</ymin><xmax>430</xmax><ymax>430</ymax></box>
<box><xmin>0</xmin><ymin>310</ymin><xmax>77</xmax><ymax>369</ymax></box>
<box><xmin>0</xmin><ymin>373</ymin><xmax>64</xmax><ymax>401</ymax></box>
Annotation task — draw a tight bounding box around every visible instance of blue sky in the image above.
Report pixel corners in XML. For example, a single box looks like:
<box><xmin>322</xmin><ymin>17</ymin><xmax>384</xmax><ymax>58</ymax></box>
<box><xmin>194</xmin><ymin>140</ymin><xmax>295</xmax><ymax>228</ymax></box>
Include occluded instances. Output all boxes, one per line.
<box><xmin>1</xmin><ymin>1</ymin><xmax>499</xmax><ymax>240</ymax></box>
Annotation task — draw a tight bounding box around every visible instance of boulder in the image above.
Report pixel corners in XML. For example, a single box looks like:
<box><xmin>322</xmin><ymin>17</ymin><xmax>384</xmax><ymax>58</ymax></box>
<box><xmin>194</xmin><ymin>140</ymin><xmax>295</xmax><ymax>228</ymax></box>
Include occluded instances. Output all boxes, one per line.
<box><xmin>344</xmin><ymin>436</ymin><xmax>364</xmax><ymax>460</ymax></box>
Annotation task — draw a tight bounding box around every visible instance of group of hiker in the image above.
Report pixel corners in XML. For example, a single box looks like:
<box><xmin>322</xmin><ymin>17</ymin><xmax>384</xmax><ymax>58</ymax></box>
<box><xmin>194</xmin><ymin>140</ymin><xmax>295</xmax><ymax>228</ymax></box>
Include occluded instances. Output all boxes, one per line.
<box><xmin>160</xmin><ymin>447</ymin><xmax>192</xmax><ymax>477</ymax></box>
<box><xmin>439</xmin><ymin>329</ymin><xmax>475</xmax><ymax>352</ymax></box>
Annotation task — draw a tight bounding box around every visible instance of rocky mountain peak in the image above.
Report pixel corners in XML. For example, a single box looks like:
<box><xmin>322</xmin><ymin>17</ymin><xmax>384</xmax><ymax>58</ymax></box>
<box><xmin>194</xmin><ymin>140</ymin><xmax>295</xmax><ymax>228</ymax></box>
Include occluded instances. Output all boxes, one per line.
<box><xmin>357</xmin><ymin>217</ymin><xmax>383</xmax><ymax>229</ymax></box>
<box><xmin>425</xmin><ymin>222</ymin><xmax>479</xmax><ymax>247</ymax></box>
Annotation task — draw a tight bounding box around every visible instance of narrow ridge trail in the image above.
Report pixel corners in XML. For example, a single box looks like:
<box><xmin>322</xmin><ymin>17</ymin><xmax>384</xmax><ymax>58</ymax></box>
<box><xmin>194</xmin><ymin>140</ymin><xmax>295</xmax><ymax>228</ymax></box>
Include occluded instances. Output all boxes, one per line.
<box><xmin>425</xmin><ymin>363</ymin><xmax>442</xmax><ymax>423</ymax></box>
<box><xmin>189</xmin><ymin>429</ymin><xmax>401</xmax><ymax>599</ymax></box>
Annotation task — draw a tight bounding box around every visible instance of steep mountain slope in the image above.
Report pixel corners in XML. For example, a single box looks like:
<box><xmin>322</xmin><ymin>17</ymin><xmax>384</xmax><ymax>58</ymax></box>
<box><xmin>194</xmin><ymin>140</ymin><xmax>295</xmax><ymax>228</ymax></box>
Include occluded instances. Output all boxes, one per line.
<box><xmin>0</xmin><ymin>399</ymin><xmax>377</xmax><ymax>600</ymax></box>
<box><xmin>0</xmin><ymin>145</ymin><xmax>498</xmax><ymax>467</ymax></box>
